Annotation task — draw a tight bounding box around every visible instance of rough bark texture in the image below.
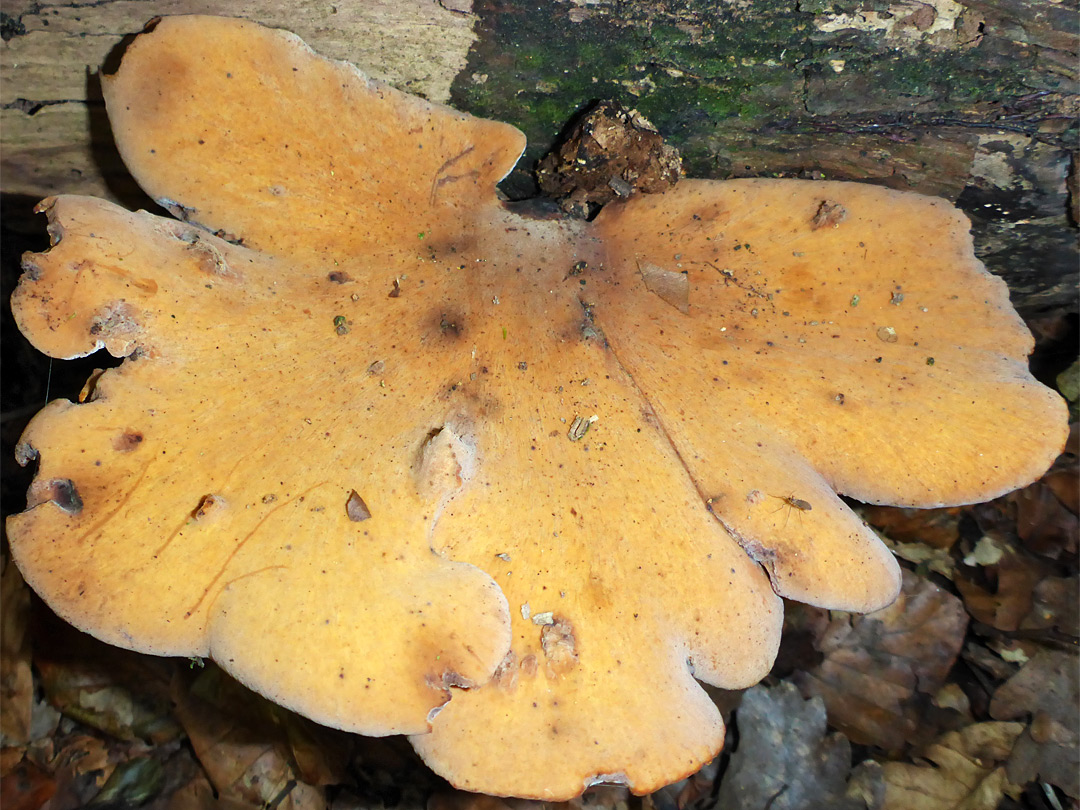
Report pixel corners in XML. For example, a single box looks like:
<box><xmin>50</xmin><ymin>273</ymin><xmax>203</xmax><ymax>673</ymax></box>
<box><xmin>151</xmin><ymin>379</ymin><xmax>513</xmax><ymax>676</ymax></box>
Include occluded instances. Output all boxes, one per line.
<box><xmin>1</xmin><ymin>0</ymin><xmax>1076</xmax><ymax>313</ymax></box>
<box><xmin>451</xmin><ymin>0</ymin><xmax>1078</xmax><ymax>316</ymax></box>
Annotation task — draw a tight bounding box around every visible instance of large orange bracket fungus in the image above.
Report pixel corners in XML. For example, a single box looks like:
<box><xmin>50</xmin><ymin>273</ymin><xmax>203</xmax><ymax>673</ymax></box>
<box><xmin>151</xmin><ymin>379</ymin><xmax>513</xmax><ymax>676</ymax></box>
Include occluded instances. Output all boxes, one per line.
<box><xmin>8</xmin><ymin>15</ymin><xmax>1068</xmax><ymax>799</ymax></box>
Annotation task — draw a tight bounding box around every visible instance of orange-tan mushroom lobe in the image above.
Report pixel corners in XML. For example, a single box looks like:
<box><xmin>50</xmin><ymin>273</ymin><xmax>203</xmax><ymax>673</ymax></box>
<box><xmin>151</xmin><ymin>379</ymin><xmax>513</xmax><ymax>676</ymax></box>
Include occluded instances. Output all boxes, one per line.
<box><xmin>7</xmin><ymin>13</ymin><xmax>1068</xmax><ymax>801</ymax></box>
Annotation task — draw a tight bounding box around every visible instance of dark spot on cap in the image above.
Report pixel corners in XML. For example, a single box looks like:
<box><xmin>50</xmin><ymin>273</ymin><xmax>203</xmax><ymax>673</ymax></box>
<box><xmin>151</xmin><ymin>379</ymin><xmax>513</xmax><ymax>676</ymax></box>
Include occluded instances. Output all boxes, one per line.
<box><xmin>113</xmin><ymin>431</ymin><xmax>144</xmax><ymax>452</ymax></box>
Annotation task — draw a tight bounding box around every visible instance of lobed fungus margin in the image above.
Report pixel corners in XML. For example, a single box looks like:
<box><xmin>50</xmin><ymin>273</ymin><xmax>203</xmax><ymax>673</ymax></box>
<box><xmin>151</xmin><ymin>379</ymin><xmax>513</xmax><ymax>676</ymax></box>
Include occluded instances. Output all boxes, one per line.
<box><xmin>7</xmin><ymin>15</ymin><xmax>1068</xmax><ymax>800</ymax></box>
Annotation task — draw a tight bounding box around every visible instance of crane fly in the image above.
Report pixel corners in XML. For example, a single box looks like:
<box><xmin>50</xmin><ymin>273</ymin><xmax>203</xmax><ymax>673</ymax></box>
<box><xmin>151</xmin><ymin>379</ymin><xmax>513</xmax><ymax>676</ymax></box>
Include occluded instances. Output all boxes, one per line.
<box><xmin>771</xmin><ymin>493</ymin><xmax>812</xmax><ymax>527</ymax></box>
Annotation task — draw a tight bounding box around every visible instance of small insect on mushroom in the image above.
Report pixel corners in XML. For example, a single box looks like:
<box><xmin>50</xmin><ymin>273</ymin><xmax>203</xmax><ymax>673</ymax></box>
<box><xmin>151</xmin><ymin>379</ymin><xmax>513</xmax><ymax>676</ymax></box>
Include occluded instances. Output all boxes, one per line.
<box><xmin>770</xmin><ymin>493</ymin><xmax>812</xmax><ymax>527</ymax></box>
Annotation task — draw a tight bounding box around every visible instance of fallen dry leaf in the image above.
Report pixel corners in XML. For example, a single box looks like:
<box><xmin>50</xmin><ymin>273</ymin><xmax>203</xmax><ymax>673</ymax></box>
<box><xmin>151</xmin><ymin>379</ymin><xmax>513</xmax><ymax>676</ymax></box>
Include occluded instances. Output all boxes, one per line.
<box><xmin>0</xmin><ymin>557</ymin><xmax>33</xmax><ymax>748</ymax></box>
<box><xmin>1008</xmin><ymin>426</ymin><xmax>1079</xmax><ymax>559</ymax></box>
<box><xmin>92</xmin><ymin>755</ymin><xmax>168</xmax><ymax>807</ymax></box>
<box><xmin>964</xmin><ymin>436</ymin><xmax>1078</xmax><ymax>562</ymax></box>
<box><xmin>1029</xmin><ymin>575</ymin><xmax>1079</xmax><ymax>637</ymax></box>
<box><xmin>0</xmin><ymin>756</ymin><xmax>56</xmax><ymax>810</ymax></box>
<box><xmin>989</xmin><ymin>649</ymin><xmax>1079</xmax><ymax>798</ymax></box>
<box><xmin>168</xmin><ymin>771</ymin><xmax>260</xmax><ymax>810</ymax></box>
<box><xmin>1012</xmin><ymin>474</ymin><xmax>1079</xmax><ymax>558</ymax></box>
<box><xmin>861</xmin><ymin>506</ymin><xmax>962</xmax><ymax>551</ymax></box>
<box><xmin>33</xmin><ymin>615</ymin><xmax>181</xmax><ymax>745</ymax></box>
<box><xmin>716</xmin><ymin>682</ymin><xmax>877</xmax><ymax>810</ymax></box>
<box><xmin>931</xmin><ymin>683</ymin><xmax>973</xmax><ymax>722</ymax></box>
<box><xmin>878</xmin><ymin>722</ymin><xmax>1024</xmax><ymax>810</ymax></box>
<box><xmin>794</xmin><ymin>569</ymin><xmax>968</xmax><ymax>753</ymax></box>
<box><xmin>172</xmin><ymin>665</ymin><xmax>333</xmax><ymax>810</ymax></box>
<box><xmin>25</xmin><ymin>728</ymin><xmax>137</xmax><ymax>810</ymax></box>
<box><xmin>644</xmin><ymin>754</ymin><xmax>720</xmax><ymax>810</ymax></box>
<box><xmin>51</xmin><ymin>734</ymin><xmax>112</xmax><ymax>783</ymax></box>
<box><xmin>955</xmin><ymin>546</ymin><xmax>1031</xmax><ymax>632</ymax></box>
<box><xmin>1042</xmin><ymin>466</ymin><xmax>1079</xmax><ymax>515</ymax></box>
<box><xmin>960</xmin><ymin>641</ymin><xmax>1019</xmax><ymax>684</ymax></box>
<box><xmin>427</xmin><ymin>792</ymin><xmax>521</xmax><ymax>810</ymax></box>
<box><xmin>876</xmin><ymin>535</ymin><xmax>956</xmax><ymax>581</ymax></box>
<box><xmin>963</xmin><ymin>536</ymin><xmax>1008</xmax><ymax>568</ymax></box>
<box><xmin>276</xmin><ymin>709</ymin><xmax>353</xmax><ymax>789</ymax></box>
<box><xmin>955</xmin><ymin>542</ymin><xmax>1067</xmax><ymax>633</ymax></box>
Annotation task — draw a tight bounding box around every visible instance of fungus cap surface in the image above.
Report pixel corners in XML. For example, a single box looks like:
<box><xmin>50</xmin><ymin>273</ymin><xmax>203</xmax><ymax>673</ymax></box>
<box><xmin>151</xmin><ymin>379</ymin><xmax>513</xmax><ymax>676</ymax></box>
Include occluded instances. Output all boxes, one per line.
<box><xmin>7</xmin><ymin>14</ymin><xmax>1068</xmax><ymax>800</ymax></box>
